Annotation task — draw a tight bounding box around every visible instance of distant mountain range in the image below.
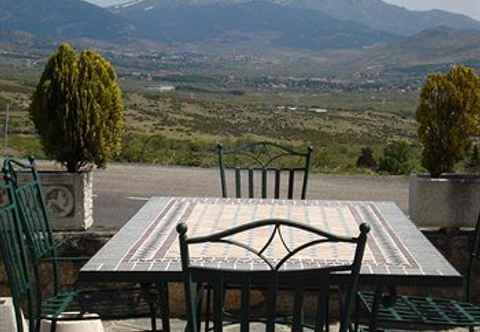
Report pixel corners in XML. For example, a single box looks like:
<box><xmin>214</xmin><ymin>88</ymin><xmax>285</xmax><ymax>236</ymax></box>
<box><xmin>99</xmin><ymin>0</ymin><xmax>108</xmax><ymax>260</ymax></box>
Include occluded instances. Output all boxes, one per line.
<box><xmin>112</xmin><ymin>0</ymin><xmax>480</xmax><ymax>36</ymax></box>
<box><xmin>1</xmin><ymin>0</ymin><xmax>480</xmax><ymax>56</ymax></box>
<box><xmin>116</xmin><ymin>0</ymin><xmax>395</xmax><ymax>50</ymax></box>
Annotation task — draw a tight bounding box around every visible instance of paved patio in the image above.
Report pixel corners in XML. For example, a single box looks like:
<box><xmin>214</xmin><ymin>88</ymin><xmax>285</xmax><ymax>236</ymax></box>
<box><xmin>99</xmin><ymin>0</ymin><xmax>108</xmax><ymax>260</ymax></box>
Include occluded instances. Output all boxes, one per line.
<box><xmin>102</xmin><ymin>319</ymin><xmax>459</xmax><ymax>332</ymax></box>
<box><xmin>103</xmin><ymin>319</ymin><xmax>305</xmax><ymax>331</ymax></box>
<box><xmin>103</xmin><ymin>319</ymin><xmax>315</xmax><ymax>331</ymax></box>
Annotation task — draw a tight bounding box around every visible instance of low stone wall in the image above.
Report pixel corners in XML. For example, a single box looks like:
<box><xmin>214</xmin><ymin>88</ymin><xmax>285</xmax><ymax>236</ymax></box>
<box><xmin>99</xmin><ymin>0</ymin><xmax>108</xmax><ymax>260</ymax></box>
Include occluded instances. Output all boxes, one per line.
<box><xmin>0</xmin><ymin>228</ymin><xmax>477</xmax><ymax>318</ymax></box>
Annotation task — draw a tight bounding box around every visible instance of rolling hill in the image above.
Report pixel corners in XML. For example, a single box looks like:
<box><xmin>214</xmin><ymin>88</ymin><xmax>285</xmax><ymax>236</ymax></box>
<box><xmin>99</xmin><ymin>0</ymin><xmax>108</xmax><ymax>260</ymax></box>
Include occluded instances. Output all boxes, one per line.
<box><xmin>0</xmin><ymin>0</ymin><xmax>136</xmax><ymax>40</ymax></box>
<box><xmin>284</xmin><ymin>0</ymin><xmax>480</xmax><ymax>36</ymax></box>
<box><xmin>329</xmin><ymin>26</ymin><xmax>480</xmax><ymax>77</ymax></box>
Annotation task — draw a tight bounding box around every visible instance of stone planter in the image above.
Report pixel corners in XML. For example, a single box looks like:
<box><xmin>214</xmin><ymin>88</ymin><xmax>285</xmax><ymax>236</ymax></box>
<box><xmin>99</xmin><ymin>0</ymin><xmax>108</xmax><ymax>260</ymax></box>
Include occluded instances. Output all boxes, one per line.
<box><xmin>18</xmin><ymin>171</ymin><xmax>94</xmax><ymax>231</ymax></box>
<box><xmin>409</xmin><ymin>174</ymin><xmax>480</xmax><ymax>228</ymax></box>
<box><xmin>0</xmin><ymin>297</ymin><xmax>25</xmax><ymax>331</ymax></box>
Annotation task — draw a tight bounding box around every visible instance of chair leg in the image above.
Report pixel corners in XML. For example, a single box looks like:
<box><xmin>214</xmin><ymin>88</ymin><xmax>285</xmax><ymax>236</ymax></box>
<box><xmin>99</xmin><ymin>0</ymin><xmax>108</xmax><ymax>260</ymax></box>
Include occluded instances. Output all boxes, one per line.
<box><xmin>141</xmin><ymin>283</ymin><xmax>158</xmax><ymax>332</ymax></box>
<box><xmin>368</xmin><ymin>286</ymin><xmax>383</xmax><ymax>332</ymax></box>
<box><xmin>196</xmin><ymin>285</ymin><xmax>203</xmax><ymax>332</ymax></box>
<box><xmin>35</xmin><ymin>318</ymin><xmax>42</xmax><ymax>332</ymax></box>
<box><xmin>150</xmin><ymin>300</ymin><xmax>158</xmax><ymax>332</ymax></box>
<box><xmin>159</xmin><ymin>282</ymin><xmax>171</xmax><ymax>332</ymax></box>
<box><xmin>205</xmin><ymin>288</ymin><xmax>212</xmax><ymax>332</ymax></box>
<box><xmin>13</xmin><ymin>306</ymin><xmax>25</xmax><ymax>332</ymax></box>
<box><xmin>353</xmin><ymin>294</ymin><xmax>359</xmax><ymax>332</ymax></box>
<box><xmin>325</xmin><ymin>292</ymin><xmax>330</xmax><ymax>332</ymax></box>
<box><xmin>49</xmin><ymin>320</ymin><xmax>57</xmax><ymax>332</ymax></box>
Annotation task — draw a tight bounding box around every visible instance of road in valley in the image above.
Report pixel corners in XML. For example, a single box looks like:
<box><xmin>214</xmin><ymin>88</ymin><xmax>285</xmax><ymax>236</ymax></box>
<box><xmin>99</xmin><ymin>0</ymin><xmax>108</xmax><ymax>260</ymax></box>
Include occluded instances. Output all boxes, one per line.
<box><xmin>92</xmin><ymin>163</ymin><xmax>410</xmax><ymax>230</ymax></box>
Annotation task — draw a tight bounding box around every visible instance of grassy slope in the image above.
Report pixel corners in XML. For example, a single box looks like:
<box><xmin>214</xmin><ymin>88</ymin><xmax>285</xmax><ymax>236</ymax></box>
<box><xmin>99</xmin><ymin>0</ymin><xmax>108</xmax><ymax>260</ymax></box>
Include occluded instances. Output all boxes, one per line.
<box><xmin>0</xmin><ymin>76</ymin><xmax>419</xmax><ymax>173</ymax></box>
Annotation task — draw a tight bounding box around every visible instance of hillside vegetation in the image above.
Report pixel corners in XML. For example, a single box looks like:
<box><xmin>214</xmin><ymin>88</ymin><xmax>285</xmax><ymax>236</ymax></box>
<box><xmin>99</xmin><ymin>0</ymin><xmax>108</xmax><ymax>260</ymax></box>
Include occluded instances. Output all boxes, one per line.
<box><xmin>0</xmin><ymin>77</ymin><xmax>419</xmax><ymax>174</ymax></box>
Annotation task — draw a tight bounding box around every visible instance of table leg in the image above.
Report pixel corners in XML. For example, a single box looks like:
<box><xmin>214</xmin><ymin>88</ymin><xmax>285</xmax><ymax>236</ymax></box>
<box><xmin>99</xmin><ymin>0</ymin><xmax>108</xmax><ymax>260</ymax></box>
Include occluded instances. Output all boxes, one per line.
<box><xmin>158</xmin><ymin>281</ymin><xmax>170</xmax><ymax>332</ymax></box>
<box><xmin>140</xmin><ymin>283</ymin><xmax>158</xmax><ymax>332</ymax></box>
<box><xmin>205</xmin><ymin>287</ymin><xmax>211</xmax><ymax>332</ymax></box>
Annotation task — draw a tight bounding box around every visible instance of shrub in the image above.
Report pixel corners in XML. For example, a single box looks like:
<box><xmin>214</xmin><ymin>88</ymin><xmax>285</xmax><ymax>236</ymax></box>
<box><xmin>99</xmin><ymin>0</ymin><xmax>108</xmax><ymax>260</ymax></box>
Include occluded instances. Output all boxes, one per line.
<box><xmin>416</xmin><ymin>65</ymin><xmax>480</xmax><ymax>177</ymax></box>
<box><xmin>378</xmin><ymin>141</ymin><xmax>417</xmax><ymax>175</ymax></box>
<box><xmin>356</xmin><ymin>147</ymin><xmax>377</xmax><ymax>170</ymax></box>
<box><xmin>29</xmin><ymin>43</ymin><xmax>125</xmax><ymax>172</ymax></box>
<box><xmin>466</xmin><ymin>145</ymin><xmax>480</xmax><ymax>171</ymax></box>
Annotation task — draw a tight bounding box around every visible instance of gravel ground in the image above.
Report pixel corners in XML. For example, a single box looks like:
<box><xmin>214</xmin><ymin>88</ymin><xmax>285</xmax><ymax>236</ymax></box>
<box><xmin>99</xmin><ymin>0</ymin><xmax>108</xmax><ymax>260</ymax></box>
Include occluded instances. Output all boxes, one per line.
<box><xmin>92</xmin><ymin>164</ymin><xmax>410</xmax><ymax>229</ymax></box>
<box><xmin>96</xmin><ymin>164</ymin><xmax>409</xmax><ymax>209</ymax></box>
<box><xmin>30</xmin><ymin>161</ymin><xmax>410</xmax><ymax>229</ymax></box>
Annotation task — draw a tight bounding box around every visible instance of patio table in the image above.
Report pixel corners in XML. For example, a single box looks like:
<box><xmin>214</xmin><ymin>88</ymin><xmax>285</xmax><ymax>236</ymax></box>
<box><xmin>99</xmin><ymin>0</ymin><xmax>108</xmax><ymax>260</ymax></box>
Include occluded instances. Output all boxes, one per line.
<box><xmin>79</xmin><ymin>197</ymin><xmax>462</xmax><ymax>327</ymax></box>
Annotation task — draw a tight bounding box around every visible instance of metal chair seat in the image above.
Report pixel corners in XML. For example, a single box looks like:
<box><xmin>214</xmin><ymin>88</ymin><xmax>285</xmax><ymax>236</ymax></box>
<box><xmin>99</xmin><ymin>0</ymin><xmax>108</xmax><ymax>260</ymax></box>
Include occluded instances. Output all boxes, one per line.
<box><xmin>41</xmin><ymin>288</ymin><xmax>153</xmax><ymax>321</ymax></box>
<box><xmin>356</xmin><ymin>211</ymin><xmax>480</xmax><ymax>332</ymax></box>
<box><xmin>41</xmin><ymin>291</ymin><xmax>79</xmax><ymax>319</ymax></box>
<box><xmin>77</xmin><ymin>286</ymin><xmax>164</xmax><ymax>320</ymax></box>
<box><xmin>358</xmin><ymin>291</ymin><xmax>480</xmax><ymax>330</ymax></box>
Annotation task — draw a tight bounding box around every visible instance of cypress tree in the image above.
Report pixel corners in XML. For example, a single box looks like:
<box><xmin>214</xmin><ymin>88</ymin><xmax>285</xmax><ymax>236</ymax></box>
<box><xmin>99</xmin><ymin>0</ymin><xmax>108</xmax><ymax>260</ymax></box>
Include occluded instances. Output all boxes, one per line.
<box><xmin>416</xmin><ymin>65</ymin><xmax>480</xmax><ymax>177</ymax></box>
<box><xmin>29</xmin><ymin>43</ymin><xmax>125</xmax><ymax>172</ymax></box>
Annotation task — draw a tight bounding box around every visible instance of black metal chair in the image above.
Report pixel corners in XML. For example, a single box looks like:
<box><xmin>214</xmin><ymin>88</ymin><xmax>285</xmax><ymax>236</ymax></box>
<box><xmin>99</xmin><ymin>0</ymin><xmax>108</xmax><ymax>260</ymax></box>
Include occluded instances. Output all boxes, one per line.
<box><xmin>217</xmin><ymin>142</ymin><xmax>313</xmax><ymax>200</ymax></box>
<box><xmin>2</xmin><ymin>157</ymin><xmax>169</xmax><ymax>332</ymax></box>
<box><xmin>0</xmin><ymin>181</ymin><xmax>104</xmax><ymax>332</ymax></box>
<box><xmin>356</xmin><ymin>212</ymin><xmax>480</xmax><ymax>331</ymax></box>
<box><xmin>177</xmin><ymin>218</ymin><xmax>370</xmax><ymax>332</ymax></box>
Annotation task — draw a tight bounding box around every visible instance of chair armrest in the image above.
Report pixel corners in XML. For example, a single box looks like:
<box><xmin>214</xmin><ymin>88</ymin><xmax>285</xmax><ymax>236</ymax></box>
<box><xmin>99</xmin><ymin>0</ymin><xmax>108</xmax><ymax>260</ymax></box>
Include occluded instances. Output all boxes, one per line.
<box><xmin>51</xmin><ymin>239</ymin><xmax>92</xmax><ymax>262</ymax></box>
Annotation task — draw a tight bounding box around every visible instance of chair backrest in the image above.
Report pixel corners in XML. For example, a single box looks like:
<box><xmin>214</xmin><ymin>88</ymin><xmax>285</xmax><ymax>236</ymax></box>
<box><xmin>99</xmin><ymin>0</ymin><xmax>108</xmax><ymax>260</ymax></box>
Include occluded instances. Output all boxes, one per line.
<box><xmin>217</xmin><ymin>142</ymin><xmax>313</xmax><ymax>200</ymax></box>
<box><xmin>0</xmin><ymin>182</ymin><xmax>36</xmax><ymax>332</ymax></box>
<box><xmin>178</xmin><ymin>219</ymin><xmax>370</xmax><ymax>332</ymax></box>
<box><xmin>466</xmin><ymin>211</ymin><xmax>480</xmax><ymax>301</ymax></box>
<box><xmin>2</xmin><ymin>158</ymin><xmax>56</xmax><ymax>262</ymax></box>
<box><xmin>2</xmin><ymin>158</ymin><xmax>61</xmax><ymax>295</ymax></box>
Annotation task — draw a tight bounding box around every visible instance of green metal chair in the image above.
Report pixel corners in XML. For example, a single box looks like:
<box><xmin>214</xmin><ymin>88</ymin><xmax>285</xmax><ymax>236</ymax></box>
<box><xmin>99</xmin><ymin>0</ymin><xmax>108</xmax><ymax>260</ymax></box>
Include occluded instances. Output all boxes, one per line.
<box><xmin>356</xmin><ymin>212</ymin><xmax>480</xmax><ymax>331</ymax></box>
<box><xmin>217</xmin><ymin>142</ymin><xmax>313</xmax><ymax>200</ymax></box>
<box><xmin>177</xmin><ymin>218</ymin><xmax>370</xmax><ymax>332</ymax></box>
<box><xmin>0</xmin><ymin>181</ymin><xmax>101</xmax><ymax>332</ymax></box>
<box><xmin>215</xmin><ymin>142</ymin><xmax>314</xmax><ymax>329</ymax></box>
<box><xmin>2</xmin><ymin>157</ymin><xmax>169</xmax><ymax>332</ymax></box>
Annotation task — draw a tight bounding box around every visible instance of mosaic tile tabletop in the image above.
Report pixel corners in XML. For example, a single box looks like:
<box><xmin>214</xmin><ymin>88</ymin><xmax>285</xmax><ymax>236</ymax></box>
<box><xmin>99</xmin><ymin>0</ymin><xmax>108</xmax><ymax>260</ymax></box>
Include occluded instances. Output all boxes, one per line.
<box><xmin>81</xmin><ymin>197</ymin><xmax>461</xmax><ymax>286</ymax></box>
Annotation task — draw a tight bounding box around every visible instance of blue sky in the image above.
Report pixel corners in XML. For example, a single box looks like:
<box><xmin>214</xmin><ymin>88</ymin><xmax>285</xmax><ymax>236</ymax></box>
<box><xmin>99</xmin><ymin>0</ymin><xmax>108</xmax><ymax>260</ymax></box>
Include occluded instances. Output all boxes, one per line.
<box><xmin>86</xmin><ymin>0</ymin><xmax>480</xmax><ymax>21</ymax></box>
<box><xmin>384</xmin><ymin>0</ymin><xmax>480</xmax><ymax>20</ymax></box>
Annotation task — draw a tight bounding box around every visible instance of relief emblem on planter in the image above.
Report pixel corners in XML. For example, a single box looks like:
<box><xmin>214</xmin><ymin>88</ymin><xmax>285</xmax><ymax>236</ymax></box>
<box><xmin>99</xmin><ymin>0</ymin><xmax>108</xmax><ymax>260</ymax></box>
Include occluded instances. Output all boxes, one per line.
<box><xmin>44</xmin><ymin>185</ymin><xmax>75</xmax><ymax>218</ymax></box>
